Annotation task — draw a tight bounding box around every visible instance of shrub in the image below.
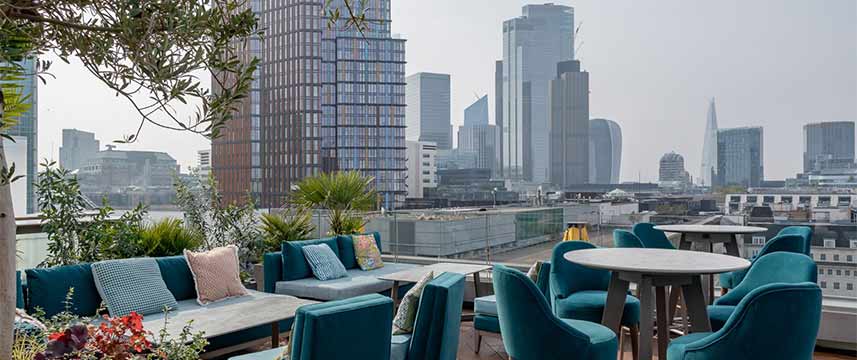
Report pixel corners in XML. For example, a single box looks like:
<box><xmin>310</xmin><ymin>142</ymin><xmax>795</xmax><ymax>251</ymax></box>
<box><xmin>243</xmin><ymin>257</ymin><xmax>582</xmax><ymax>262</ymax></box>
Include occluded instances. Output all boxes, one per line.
<box><xmin>136</xmin><ymin>218</ymin><xmax>204</xmax><ymax>257</ymax></box>
<box><xmin>291</xmin><ymin>171</ymin><xmax>376</xmax><ymax>236</ymax></box>
<box><xmin>260</xmin><ymin>209</ymin><xmax>315</xmax><ymax>252</ymax></box>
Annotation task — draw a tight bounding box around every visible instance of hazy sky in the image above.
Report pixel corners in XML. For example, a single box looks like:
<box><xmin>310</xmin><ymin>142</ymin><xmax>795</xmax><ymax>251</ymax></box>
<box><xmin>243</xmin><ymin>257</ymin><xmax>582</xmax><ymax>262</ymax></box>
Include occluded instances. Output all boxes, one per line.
<box><xmin>37</xmin><ymin>0</ymin><xmax>856</xmax><ymax>182</ymax></box>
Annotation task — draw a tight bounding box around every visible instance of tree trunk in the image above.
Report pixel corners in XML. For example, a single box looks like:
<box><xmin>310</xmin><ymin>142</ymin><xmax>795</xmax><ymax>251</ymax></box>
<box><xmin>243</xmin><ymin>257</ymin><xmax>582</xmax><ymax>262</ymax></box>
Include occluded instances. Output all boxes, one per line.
<box><xmin>0</xmin><ymin>93</ymin><xmax>14</xmax><ymax>359</ymax></box>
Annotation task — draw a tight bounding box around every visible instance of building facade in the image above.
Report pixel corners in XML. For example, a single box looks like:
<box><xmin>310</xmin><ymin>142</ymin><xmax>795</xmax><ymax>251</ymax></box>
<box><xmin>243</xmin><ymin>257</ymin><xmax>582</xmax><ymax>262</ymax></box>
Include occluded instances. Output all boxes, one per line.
<box><xmin>549</xmin><ymin>60</ymin><xmax>589</xmax><ymax>188</ymax></box>
<box><xmin>4</xmin><ymin>58</ymin><xmax>38</xmax><ymax>213</ymax></box>
<box><xmin>59</xmin><ymin>129</ymin><xmax>100</xmax><ymax>172</ymax></box>
<box><xmin>700</xmin><ymin>98</ymin><xmax>718</xmax><ymax>186</ymax></box>
<box><xmin>716</xmin><ymin>127</ymin><xmax>764</xmax><ymax>187</ymax></box>
<box><xmin>495</xmin><ymin>60</ymin><xmax>504</xmax><ymax>177</ymax></box>
<box><xmin>212</xmin><ymin>0</ymin><xmax>407</xmax><ymax>208</ymax></box>
<box><xmin>196</xmin><ymin>149</ymin><xmax>211</xmax><ymax>177</ymax></box>
<box><xmin>659</xmin><ymin>151</ymin><xmax>690</xmax><ymax>186</ymax></box>
<box><xmin>589</xmin><ymin>118</ymin><xmax>622</xmax><ymax>184</ymax></box>
<box><xmin>803</xmin><ymin>121</ymin><xmax>855</xmax><ymax>173</ymax></box>
<box><xmin>78</xmin><ymin>148</ymin><xmax>178</xmax><ymax>191</ymax></box>
<box><xmin>464</xmin><ymin>95</ymin><xmax>488</xmax><ymax>127</ymax></box>
<box><xmin>501</xmin><ymin>3</ymin><xmax>574</xmax><ymax>182</ymax></box>
<box><xmin>458</xmin><ymin>95</ymin><xmax>499</xmax><ymax>175</ymax></box>
<box><xmin>405</xmin><ymin>141</ymin><xmax>437</xmax><ymax>199</ymax></box>
<box><xmin>406</xmin><ymin>72</ymin><xmax>451</xmax><ymax>150</ymax></box>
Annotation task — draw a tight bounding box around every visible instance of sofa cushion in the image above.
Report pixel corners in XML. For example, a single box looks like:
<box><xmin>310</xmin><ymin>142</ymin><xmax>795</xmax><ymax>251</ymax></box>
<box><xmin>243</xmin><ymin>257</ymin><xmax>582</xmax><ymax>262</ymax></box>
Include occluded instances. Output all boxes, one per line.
<box><xmin>281</xmin><ymin>237</ymin><xmax>340</xmax><ymax>281</ymax></box>
<box><xmin>555</xmin><ymin>290</ymin><xmax>640</xmax><ymax>327</ymax></box>
<box><xmin>91</xmin><ymin>258</ymin><xmax>178</xmax><ymax>317</ymax></box>
<box><xmin>156</xmin><ymin>256</ymin><xmax>197</xmax><ymax>301</ymax></box>
<box><xmin>390</xmin><ymin>334</ymin><xmax>412</xmax><ymax>360</ymax></box>
<box><xmin>353</xmin><ymin>234</ymin><xmax>384</xmax><ymax>271</ymax></box>
<box><xmin>185</xmin><ymin>245</ymin><xmax>249</xmax><ymax>305</ymax></box>
<box><xmin>474</xmin><ymin>314</ymin><xmax>500</xmax><ymax>333</ymax></box>
<box><xmin>474</xmin><ymin>295</ymin><xmax>497</xmax><ymax>316</ymax></box>
<box><xmin>393</xmin><ymin>271</ymin><xmax>433</xmax><ymax>335</ymax></box>
<box><xmin>15</xmin><ymin>270</ymin><xmax>23</xmax><ymax>309</ymax></box>
<box><xmin>338</xmin><ymin>232</ymin><xmax>382</xmax><ymax>269</ymax></box>
<box><xmin>274</xmin><ymin>262</ymin><xmax>418</xmax><ymax>300</ymax></box>
<box><xmin>26</xmin><ymin>263</ymin><xmax>102</xmax><ymax>317</ymax></box>
<box><xmin>302</xmin><ymin>244</ymin><xmax>348</xmax><ymax>281</ymax></box>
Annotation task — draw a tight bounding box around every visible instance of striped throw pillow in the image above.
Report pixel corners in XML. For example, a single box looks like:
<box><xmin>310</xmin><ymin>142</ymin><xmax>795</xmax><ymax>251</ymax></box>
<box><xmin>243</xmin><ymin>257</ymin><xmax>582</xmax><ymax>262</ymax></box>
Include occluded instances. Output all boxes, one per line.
<box><xmin>302</xmin><ymin>244</ymin><xmax>348</xmax><ymax>281</ymax></box>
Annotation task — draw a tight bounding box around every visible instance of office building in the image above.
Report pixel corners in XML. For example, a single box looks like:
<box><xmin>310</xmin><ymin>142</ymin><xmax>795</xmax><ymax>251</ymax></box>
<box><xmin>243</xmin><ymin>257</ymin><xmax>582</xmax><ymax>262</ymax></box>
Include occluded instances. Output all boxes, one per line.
<box><xmin>406</xmin><ymin>72</ymin><xmax>452</xmax><ymax>149</ymax></box>
<box><xmin>197</xmin><ymin>149</ymin><xmax>211</xmax><ymax>177</ymax></box>
<box><xmin>501</xmin><ymin>3</ymin><xmax>574</xmax><ymax>182</ymax></box>
<box><xmin>495</xmin><ymin>60</ymin><xmax>504</xmax><ymax>175</ymax></box>
<box><xmin>212</xmin><ymin>0</ymin><xmax>407</xmax><ymax>208</ymax></box>
<box><xmin>659</xmin><ymin>151</ymin><xmax>690</xmax><ymax>186</ymax></box>
<box><xmin>436</xmin><ymin>148</ymin><xmax>478</xmax><ymax>170</ymax></box>
<box><xmin>4</xmin><ymin>58</ymin><xmax>38</xmax><ymax>213</ymax></box>
<box><xmin>549</xmin><ymin>60</ymin><xmax>589</xmax><ymax>188</ymax></box>
<box><xmin>59</xmin><ymin>129</ymin><xmax>100</xmax><ymax>172</ymax></box>
<box><xmin>716</xmin><ymin>127</ymin><xmax>764</xmax><ymax>187</ymax></box>
<box><xmin>803</xmin><ymin>121</ymin><xmax>855</xmax><ymax>173</ymax></box>
<box><xmin>78</xmin><ymin>147</ymin><xmax>178</xmax><ymax>191</ymax></box>
<box><xmin>700</xmin><ymin>98</ymin><xmax>718</xmax><ymax>186</ymax></box>
<box><xmin>464</xmin><ymin>95</ymin><xmax>489</xmax><ymax>127</ymax></box>
<box><xmin>458</xmin><ymin>95</ymin><xmax>499</xmax><ymax>175</ymax></box>
<box><xmin>589</xmin><ymin>118</ymin><xmax>622</xmax><ymax>184</ymax></box>
<box><xmin>405</xmin><ymin>141</ymin><xmax>437</xmax><ymax>199</ymax></box>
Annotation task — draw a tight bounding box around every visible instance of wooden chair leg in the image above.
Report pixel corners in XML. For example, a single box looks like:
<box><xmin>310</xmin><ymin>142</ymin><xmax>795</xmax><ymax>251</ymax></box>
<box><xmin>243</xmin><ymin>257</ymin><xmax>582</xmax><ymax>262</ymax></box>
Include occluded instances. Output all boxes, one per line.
<box><xmin>474</xmin><ymin>330</ymin><xmax>482</xmax><ymax>353</ymax></box>
<box><xmin>630</xmin><ymin>324</ymin><xmax>640</xmax><ymax>360</ymax></box>
<box><xmin>618</xmin><ymin>328</ymin><xmax>625</xmax><ymax>360</ymax></box>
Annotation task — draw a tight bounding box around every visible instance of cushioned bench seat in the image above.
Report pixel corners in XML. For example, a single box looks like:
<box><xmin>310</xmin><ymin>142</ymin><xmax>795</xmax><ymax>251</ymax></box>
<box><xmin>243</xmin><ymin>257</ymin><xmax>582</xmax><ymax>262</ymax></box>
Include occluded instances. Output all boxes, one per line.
<box><xmin>274</xmin><ymin>262</ymin><xmax>418</xmax><ymax>300</ymax></box>
<box><xmin>474</xmin><ymin>295</ymin><xmax>497</xmax><ymax>316</ymax></box>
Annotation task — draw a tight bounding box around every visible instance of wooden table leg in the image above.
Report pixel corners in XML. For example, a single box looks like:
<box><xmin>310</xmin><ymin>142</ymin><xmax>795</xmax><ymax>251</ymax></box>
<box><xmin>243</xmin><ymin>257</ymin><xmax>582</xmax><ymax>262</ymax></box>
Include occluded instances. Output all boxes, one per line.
<box><xmin>707</xmin><ymin>241</ymin><xmax>715</xmax><ymax>304</ymax></box>
<box><xmin>602</xmin><ymin>272</ymin><xmax>631</xmax><ymax>335</ymax></box>
<box><xmin>271</xmin><ymin>321</ymin><xmax>280</xmax><ymax>348</ymax></box>
<box><xmin>681</xmin><ymin>275</ymin><xmax>712</xmax><ymax>333</ymax></box>
<box><xmin>637</xmin><ymin>276</ymin><xmax>655</xmax><ymax>360</ymax></box>
<box><xmin>678</xmin><ymin>233</ymin><xmax>690</xmax><ymax>250</ymax></box>
<box><xmin>724</xmin><ymin>234</ymin><xmax>741</xmax><ymax>257</ymax></box>
<box><xmin>473</xmin><ymin>271</ymin><xmax>482</xmax><ymax>298</ymax></box>
<box><xmin>656</xmin><ymin>286</ymin><xmax>669</xmax><ymax>360</ymax></box>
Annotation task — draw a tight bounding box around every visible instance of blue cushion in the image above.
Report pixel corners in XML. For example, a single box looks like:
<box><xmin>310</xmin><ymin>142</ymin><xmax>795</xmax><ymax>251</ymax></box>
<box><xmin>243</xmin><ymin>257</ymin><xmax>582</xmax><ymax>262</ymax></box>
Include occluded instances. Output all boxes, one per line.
<box><xmin>338</xmin><ymin>232</ymin><xmax>383</xmax><ymax>269</ymax></box>
<box><xmin>707</xmin><ymin>304</ymin><xmax>735</xmax><ymax>331</ymax></box>
<box><xmin>281</xmin><ymin>237</ymin><xmax>340</xmax><ymax>281</ymax></box>
<box><xmin>26</xmin><ymin>264</ymin><xmax>102</xmax><ymax>317</ymax></box>
<box><xmin>561</xmin><ymin>318</ymin><xmax>618</xmax><ymax>360</ymax></box>
<box><xmin>301</xmin><ymin>244</ymin><xmax>348</xmax><ymax>281</ymax></box>
<box><xmin>91</xmin><ymin>258</ymin><xmax>178</xmax><ymax>317</ymax></box>
<box><xmin>390</xmin><ymin>334</ymin><xmax>412</xmax><ymax>360</ymax></box>
<box><xmin>474</xmin><ymin>314</ymin><xmax>501</xmax><ymax>333</ymax></box>
<box><xmin>474</xmin><ymin>295</ymin><xmax>497</xmax><ymax>316</ymax></box>
<box><xmin>15</xmin><ymin>270</ymin><xmax>23</xmax><ymax>309</ymax></box>
<box><xmin>155</xmin><ymin>256</ymin><xmax>196</xmax><ymax>301</ymax></box>
<box><xmin>555</xmin><ymin>290</ymin><xmax>640</xmax><ymax>327</ymax></box>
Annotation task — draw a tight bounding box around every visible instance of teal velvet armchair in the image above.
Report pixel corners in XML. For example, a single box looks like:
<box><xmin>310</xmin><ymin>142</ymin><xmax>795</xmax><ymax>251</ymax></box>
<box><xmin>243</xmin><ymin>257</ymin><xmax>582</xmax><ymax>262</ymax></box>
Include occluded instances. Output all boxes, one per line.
<box><xmin>493</xmin><ymin>264</ymin><xmax>618</xmax><ymax>360</ymax></box>
<box><xmin>709</xmin><ymin>252</ymin><xmax>817</xmax><ymax>331</ymax></box>
<box><xmin>632</xmin><ymin>222</ymin><xmax>675</xmax><ymax>249</ymax></box>
<box><xmin>667</xmin><ymin>282</ymin><xmax>822</xmax><ymax>360</ymax></box>
<box><xmin>613</xmin><ymin>230</ymin><xmax>645</xmax><ymax>248</ymax></box>
<box><xmin>229</xmin><ymin>294</ymin><xmax>394</xmax><ymax>360</ymax></box>
<box><xmin>719</xmin><ymin>233</ymin><xmax>808</xmax><ymax>291</ymax></box>
<box><xmin>550</xmin><ymin>241</ymin><xmax>640</xmax><ymax>330</ymax></box>
<box><xmin>392</xmin><ymin>272</ymin><xmax>466</xmax><ymax>360</ymax></box>
<box><xmin>777</xmin><ymin>225</ymin><xmax>813</xmax><ymax>255</ymax></box>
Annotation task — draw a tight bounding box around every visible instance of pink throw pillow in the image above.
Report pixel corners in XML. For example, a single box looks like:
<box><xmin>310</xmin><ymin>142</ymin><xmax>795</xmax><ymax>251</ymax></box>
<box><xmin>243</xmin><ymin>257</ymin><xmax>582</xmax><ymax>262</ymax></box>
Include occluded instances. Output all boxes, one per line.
<box><xmin>184</xmin><ymin>245</ymin><xmax>249</xmax><ymax>305</ymax></box>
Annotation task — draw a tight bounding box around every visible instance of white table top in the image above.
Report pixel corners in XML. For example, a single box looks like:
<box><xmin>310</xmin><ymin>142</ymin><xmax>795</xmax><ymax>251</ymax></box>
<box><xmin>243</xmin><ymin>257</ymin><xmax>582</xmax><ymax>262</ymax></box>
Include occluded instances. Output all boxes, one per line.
<box><xmin>378</xmin><ymin>262</ymin><xmax>491</xmax><ymax>283</ymax></box>
<box><xmin>564</xmin><ymin>248</ymin><xmax>750</xmax><ymax>275</ymax></box>
<box><xmin>654</xmin><ymin>224</ymin><xmax>768</xmax><ymax>234</ymax></box>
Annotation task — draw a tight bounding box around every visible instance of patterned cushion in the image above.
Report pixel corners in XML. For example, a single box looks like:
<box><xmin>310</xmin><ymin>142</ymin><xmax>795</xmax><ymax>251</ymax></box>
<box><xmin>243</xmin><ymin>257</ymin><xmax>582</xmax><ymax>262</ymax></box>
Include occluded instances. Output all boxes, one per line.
<box><xmin>184</xmin><ymin>245</ymin><xmax>249</xmax><ymax>305</ymax></box>
<box><xmin>91</xmin><ymin>258</ymin><xmax>178</xmax><ymax>317</ymax></box>
<box><xmin>526</xmin><ymin>261</ymin><xmax>543</xmax><ymax>283</ymax></box>
<box><xmin>353</xmin><ymin>234</ymin><xmax>384</xmax><ymax>271</ymax></box>
<box><xmin>14</xmin><ymin>308</ymin><xmax>46</xmax><ymax>339</ymax></box>
<box><xmin>392</xmin><ymin>271</ymin><xmax>433</xmax><ymax>335</ymax></box>
<box><xmin>302</xmin><ymin>244</ymin><xmax>348</xmax><ymax>281</ymax></box>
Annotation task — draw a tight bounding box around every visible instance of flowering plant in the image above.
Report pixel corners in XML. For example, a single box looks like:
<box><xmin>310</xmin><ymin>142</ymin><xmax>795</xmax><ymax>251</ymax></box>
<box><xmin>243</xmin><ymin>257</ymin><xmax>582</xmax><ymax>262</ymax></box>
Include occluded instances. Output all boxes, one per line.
<box><xmin>35</xmin><ymin>312</ymin><xmax>152</xmax><ymax>360</ymax></box>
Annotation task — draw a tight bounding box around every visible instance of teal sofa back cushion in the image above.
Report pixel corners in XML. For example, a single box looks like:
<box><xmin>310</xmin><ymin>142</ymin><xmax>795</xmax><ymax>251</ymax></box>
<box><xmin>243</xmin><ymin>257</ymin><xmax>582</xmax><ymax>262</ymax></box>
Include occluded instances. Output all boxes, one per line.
<box><xmin>26</xmin><ymin>263</ymin><xmax>102</xmax><ymax>318</ymax></box>
<box><xmin>156</xmin><ymin>256</ymin><xmax>197</xmax><ymax>301</ymax></box>
<box><xmin>281</xmin><ymin>236</ymin><xmax>340</xmax><ymax>281</ymax></box>
<box><xmin>408</xmin><ymin>272</ymin><xmax>466</xmax><ymax>360</ymax></box>
<box><xmin>337</xmin><ymin>232</ymin><xmax>382</xmax><ymax>269</ymax></box>
<box><xmin>16</xmin><ymin>270</ymin><xmax>24</xmax><ymax>309</ymax></box>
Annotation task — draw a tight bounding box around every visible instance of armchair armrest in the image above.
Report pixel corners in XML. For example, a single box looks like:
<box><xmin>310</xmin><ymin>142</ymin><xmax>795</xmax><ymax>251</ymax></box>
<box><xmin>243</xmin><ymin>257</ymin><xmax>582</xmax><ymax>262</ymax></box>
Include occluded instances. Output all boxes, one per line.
<box><xmin>262</xmin><ymin>252</ymin><xmax>283</xmax><ymax>293</ymax></box>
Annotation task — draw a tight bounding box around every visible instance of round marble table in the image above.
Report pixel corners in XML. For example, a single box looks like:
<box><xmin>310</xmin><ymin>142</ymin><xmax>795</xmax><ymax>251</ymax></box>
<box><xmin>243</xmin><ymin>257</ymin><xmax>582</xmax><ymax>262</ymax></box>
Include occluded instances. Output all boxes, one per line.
<box><xmin>654</xmin><ymin>224</ymin><xmax>767</xmax><ymax>304</ymax></box>
<box><xmin>564</xmin><ymin>248</ymin><xmax>750</xmax><ymax>360</ymax></box>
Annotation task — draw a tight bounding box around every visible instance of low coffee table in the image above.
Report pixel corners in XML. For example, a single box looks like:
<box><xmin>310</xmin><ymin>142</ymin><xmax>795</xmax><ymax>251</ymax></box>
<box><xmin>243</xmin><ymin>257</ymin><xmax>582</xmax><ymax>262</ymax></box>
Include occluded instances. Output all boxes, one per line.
<box><xmin>378</xmin><ymin>262</ymin><xmax>492</xmax><ymax>315</ymax></box>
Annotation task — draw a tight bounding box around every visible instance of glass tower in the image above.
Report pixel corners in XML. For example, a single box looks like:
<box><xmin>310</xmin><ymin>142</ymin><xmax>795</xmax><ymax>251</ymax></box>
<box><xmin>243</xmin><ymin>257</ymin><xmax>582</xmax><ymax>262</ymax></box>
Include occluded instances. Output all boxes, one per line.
<box><xmin>4</xmin><ymin>58</ymin><xmax>38</xmax><ymax>213</ymax></box>
<box><xmin>716</xmin><ymin>127</ymin><xmax>764</xmax><ymax>187</ymax></box>
<box><xmin>802</xmin><ymin>121</ymin><xmax>855</xmax><ymax>172</ymax></box>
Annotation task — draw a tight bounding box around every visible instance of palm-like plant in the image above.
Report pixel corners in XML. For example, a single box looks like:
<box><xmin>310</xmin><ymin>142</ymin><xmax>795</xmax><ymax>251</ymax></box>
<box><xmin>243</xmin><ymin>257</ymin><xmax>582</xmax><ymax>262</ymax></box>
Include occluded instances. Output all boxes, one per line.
<box><xmin>260</xmin><ymin>209</ymin><xmax>315</xmax><ymax>252</ymax></box>
<box><xmin>136</xmin><ymin>218</ymin><xmax>204</xmax><ymax>257</ymax></box>
<box><xmin>291</xmin><ymin>171</ymin><xmax>377</xmax><ymax>235</ymax></box>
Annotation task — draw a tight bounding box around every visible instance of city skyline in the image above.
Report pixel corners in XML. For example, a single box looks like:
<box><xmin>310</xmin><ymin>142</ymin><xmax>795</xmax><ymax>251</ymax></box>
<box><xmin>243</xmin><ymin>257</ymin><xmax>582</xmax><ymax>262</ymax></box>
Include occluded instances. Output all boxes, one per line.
<box><xmin>29</xmin><ymin>0</ymin><xmax>857</xmax><ymax>183</ymax></box>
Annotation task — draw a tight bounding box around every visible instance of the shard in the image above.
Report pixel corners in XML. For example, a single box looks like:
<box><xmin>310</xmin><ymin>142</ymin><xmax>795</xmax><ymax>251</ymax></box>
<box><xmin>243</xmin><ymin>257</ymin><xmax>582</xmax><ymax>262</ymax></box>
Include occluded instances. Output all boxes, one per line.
<box><xmin>700</xmin><ymin>98</ymin><xmax>719</xmax><ymax>186</ymax></box>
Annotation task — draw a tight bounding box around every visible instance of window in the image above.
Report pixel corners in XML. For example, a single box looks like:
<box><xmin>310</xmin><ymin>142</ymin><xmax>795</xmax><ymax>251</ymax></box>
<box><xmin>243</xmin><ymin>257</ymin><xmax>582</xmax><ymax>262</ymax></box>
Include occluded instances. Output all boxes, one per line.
<box><xmin>820</xmin><ymin>254</ymin><xmax>827</xmax><ymax>261</ymax></box>
<box><xmin>818</xmin><ymin>268</ymin><xmax>824</xmax><ymax>274</ymax></box>
<box><xmin>763</xmin><ymin>196</ymin><xmax>775</xmax><ymax>204</ymax></box>
<box><xmin>837</xmin><ymin>270</ymin><xmax>842</xmax><ymax>276</ymax></box>
<box><xmin>752</xmin><ymin>236</ymin><xmax>766</xmax><ymax>245</ymax></box>
<box><xmin>828</xmin><ymin>269</ymin><xmax>833</xmax><ymax>275</ymax></box>
<box><xmin>850</xmin><ymin>240</ymin><xmax>857</xmax><ymax>249</ymax></box>
<box><xmin>849</xmin><ymin>255</ymin><xmax>854</xmax><ymax>262</ymax></box>
<box><xmin>834</xmin><ymin>282</ymin><xmax>840</xmax><ymax>290</ymax></box>
<box><xmin>838</xmin><ymin>196</ymin><xmax>851</xmax><ymax>207</ymax></box>
<box><xmin>824</xmin><ymin>239</ymin><xmax>836</xmax><ymax>248</ymax></box>
<box><xmin>834</xmin><ymin>254</ymin><xmax>840</xmax><ymax>261</ymax></box>
<box><xmin>847</xmin><ymin>270</ymin><xmax>852</xmax><ymax>276</ymax></box>
<box><xmin>820</xmin><ymin>281</ymin><xmax>827</xmax><ymax>288</ymax></box>
<box><xmin>799</xmin><ymin>196</ymin><xmax>811</xmax><ymax>205</ymax></box>
<box><xmin>747</xmin><ymin>196</ymin><xmax>758</xmax><ymax>203</ymax></box>
<box><xmin>730</xmin><ymin>196</ymin><xmax>741</xmax><ymax>203</ymax></box>
<box><xmin>848</xmin><ymin>283</ymin><xmax>854</xmax><ymax>291</ymax></box>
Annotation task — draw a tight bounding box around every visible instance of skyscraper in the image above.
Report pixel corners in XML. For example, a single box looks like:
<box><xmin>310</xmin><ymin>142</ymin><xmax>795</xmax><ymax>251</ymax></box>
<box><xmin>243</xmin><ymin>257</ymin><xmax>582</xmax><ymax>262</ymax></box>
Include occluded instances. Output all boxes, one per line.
<box><xmin>494</xmin><ymin>60</ymin><xmax>504</xmax><ymax>174</ymax></box>
<box><xmin>802</xmin><ymin>121</ymin><xmax>855</xmax><ymax>172</ymax></box>
<box><xmin>700</xmin><ymin>98</ymin><xmax>719</xmax><ymax>186</ymax></box>
<box><xmin>549</xmin><ymin>60</ymin><xmax>589</xmax><ymax>188</ymax></box>
<box><xmin>213</xmin><ymin>0</ymin><xmax>407</xmax><ymax>208</ymax></box>
<box><xmin>659</xmin><ymin>152</ymin><xmax>690</xmax><ymax>186</ymax></box>
<box><xmin>4</xmin><ymin>59</ymin><xmax>38</xmax><ymax>213</ymax></box>
<box><xmin>464</xmin><ymin>95</ymin><xmax>488</xmax><ymax>127</ymax></box>
<box><xmin>60</xmin><ymin>129</ymin><xmax>100</xmax><ymax>172</ymax></box>
<box><xmin>405</xmin><ymin>141</ymin><xmax>436</xmax><ymax>198</ymax></box>
<box><xmin>406</xmin><ymin>72</ymin><xmax>452</xmax><ymax>150</ymax></box>
<box><xmin>502</xmin><ymin>3</ymin><xmax>574</xmax><ymax>182</ymax></box>
<box><xmin>589</xmin><ymin>118</ymin><xmax>622</xmax><ymax>184</ymax></box>
<box><xmin>716</xmin><ymin>127</ymin><xmax>764</xmax><ymax>187</ymax></box>
<box><xmin>458</xmin><ymin>95</ymin><xmax>499</xmax><ymax>176</ymax></box>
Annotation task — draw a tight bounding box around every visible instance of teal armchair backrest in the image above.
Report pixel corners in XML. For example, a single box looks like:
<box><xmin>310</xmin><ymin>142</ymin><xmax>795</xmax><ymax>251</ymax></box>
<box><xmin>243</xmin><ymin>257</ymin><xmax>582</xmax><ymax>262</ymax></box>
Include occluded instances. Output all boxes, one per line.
<box><xmin>493</xmin><ymin>265</ymin><xmax>593</xmax><ymax>359</ymax></box>
<box><xmin>550</xmin><ymin>241</ymin><xmax>610</xmax><ymax>302</ymax></box>
<box><xmin>613</xmin><ymin>230</ymin><xmax>645</xmax><ymax>248</ymax></box>
<box><xmin>756</xmin><ymin>233</ymin><xmax>807</xmax><ymax>258</ymax></box>
<box><xmin>290</xmin><ymin>294</ymin><xmax>393</xmax><ymax>360</ymax></box>
<box><xmin>632</xmin><ymin>222</ymin><xmax>675</xmax><ymax>249</ymax></box>
<box><xmin>777</xmin><ymin>226</ymin><xmax>813</xmax><ymax>255</ymax></box>
<box><xmin>716</xmin><ymin>252</ymin><xmax>817</xmax><ymax>306</ymax></box>
<box><xmin>670</xmin><ymin>282</ymin><xmax>821</xmax><ymax>360</ymax></box>
<box><xmin>535</xmin><ymin>262</ymin><xmax>552</xmax><ymax>303</ymax></box>
<box><xmin>408</xmin><ymin>272</ymin><xmax>466</xmax><ymax>360</ymax></box>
